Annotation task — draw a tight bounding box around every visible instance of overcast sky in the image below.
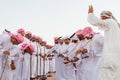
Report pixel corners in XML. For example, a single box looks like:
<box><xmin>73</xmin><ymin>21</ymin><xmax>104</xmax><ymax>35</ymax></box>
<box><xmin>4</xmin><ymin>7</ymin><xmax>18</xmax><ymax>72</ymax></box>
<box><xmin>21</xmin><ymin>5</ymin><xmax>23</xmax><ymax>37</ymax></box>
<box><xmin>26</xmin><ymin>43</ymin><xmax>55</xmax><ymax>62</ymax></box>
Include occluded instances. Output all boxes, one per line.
<box><xmin>0</xmin><ymin>0</ymin><xmax>120</xmax><ymax>45</ymax></box>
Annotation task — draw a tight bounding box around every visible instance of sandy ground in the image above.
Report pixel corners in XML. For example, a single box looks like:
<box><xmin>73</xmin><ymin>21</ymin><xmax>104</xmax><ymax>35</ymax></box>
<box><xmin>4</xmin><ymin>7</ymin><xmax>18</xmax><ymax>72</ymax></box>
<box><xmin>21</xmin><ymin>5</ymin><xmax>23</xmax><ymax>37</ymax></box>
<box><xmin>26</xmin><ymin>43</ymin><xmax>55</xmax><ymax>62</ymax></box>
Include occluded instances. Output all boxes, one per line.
<box><xmin>46</xmin><ymin>73</ymin><xmax>56</xmax><ymax>80</ymax></box>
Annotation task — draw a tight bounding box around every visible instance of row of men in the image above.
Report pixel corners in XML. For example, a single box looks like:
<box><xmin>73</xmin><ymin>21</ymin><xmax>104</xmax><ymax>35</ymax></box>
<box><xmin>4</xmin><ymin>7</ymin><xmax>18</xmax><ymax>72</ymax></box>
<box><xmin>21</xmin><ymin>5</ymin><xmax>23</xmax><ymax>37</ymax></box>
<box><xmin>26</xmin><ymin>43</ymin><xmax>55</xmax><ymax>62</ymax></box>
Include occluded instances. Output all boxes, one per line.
<box><xmin>0</xmin><ymin>26</ymin><xmax>104</xmax><ymax>80</ymax></box>
<box><xmin>48</xmin><ymin>26</ymin><xmax>104</xmax><ymax>80</ymax></box>
<box><xmin>0</xmin><ymin>28</ymin><xmax>56</xmax><ymax>80</ymax></box>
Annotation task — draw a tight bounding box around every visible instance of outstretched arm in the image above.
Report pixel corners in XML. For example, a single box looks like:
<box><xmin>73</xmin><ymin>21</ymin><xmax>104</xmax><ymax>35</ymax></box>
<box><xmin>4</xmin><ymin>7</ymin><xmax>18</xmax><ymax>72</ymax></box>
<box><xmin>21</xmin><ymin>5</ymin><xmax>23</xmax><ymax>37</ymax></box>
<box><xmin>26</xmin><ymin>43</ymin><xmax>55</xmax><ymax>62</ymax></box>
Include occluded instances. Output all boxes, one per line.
<box><xmin>87</xmin><ymin>5</ymin><xmax>109</xmax><ymax>30</ymax></box>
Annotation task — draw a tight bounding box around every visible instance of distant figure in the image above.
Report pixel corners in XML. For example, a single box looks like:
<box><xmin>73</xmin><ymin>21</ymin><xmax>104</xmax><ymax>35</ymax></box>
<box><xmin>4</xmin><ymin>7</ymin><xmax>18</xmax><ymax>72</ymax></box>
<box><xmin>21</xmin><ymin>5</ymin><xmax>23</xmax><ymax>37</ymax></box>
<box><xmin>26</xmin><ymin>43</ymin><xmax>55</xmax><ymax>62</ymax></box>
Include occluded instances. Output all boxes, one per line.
<box><xmin>87</xmin><ymin>5</ymin><xmax>120</xmax><ymax>80</ymax></box>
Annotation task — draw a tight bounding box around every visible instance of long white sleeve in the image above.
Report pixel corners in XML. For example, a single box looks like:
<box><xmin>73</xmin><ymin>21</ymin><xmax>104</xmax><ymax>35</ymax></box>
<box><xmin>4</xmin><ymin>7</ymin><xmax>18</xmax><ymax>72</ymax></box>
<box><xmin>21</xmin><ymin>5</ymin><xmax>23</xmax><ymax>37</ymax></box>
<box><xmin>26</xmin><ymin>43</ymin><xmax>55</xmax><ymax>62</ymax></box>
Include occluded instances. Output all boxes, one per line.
<box><xmin>87</xmin><ymin>13</ymin><xmax>109</xmax><ymax>31</ymax></box>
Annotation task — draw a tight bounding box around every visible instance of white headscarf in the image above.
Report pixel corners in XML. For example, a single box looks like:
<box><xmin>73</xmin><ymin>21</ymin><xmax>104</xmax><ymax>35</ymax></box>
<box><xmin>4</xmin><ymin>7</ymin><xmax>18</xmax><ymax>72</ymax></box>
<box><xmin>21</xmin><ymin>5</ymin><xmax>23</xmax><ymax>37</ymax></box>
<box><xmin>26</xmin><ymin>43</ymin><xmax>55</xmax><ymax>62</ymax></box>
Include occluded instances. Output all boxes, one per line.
<box><xmin>101</xmin><ymin>11</ymin><xmax>120</xmax><ymax>28</ymax></box>
<box><xmin>100</xmin><ymin>11</ymin><xmax>113</xmax><ymax>18</ymax></box>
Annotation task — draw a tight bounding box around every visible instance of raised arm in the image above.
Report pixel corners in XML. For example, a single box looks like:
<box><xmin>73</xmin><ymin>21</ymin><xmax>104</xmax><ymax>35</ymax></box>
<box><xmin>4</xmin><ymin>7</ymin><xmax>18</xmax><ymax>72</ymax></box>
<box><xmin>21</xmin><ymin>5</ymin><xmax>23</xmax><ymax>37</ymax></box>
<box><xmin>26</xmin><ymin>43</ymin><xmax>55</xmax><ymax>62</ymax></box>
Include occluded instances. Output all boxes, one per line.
<box><xmin>87</xmin><ymin>5</ymin><xmax>109</xmax><ymax>31</ymax></box>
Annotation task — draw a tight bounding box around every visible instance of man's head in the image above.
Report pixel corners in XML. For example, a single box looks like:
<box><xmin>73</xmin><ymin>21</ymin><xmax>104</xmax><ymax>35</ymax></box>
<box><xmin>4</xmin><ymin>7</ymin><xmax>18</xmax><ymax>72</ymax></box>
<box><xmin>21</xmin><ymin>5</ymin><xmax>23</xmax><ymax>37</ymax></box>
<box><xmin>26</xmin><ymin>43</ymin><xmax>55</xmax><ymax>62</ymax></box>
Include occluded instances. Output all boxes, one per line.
<box><xmin>83</xmin><ymin>27</ymin><xmax>94</xmax><ymax>39</ymax></box>
<box><xmin>21</xmin><ymin>43</ymin><xmax>34</xmax><ymax>55</ymax></box>
<box><xmin>71</xmin><ymin>35</ymin><xmax>78</xmax><ymax>43</ymax></box>
<box><xmin>41</xmin><ymin>41</ymin><xmax>47</xmax><ymax>46</ymax></box>
<box><xmin>25</xmin><ymin>31</ymin><xmax>32</xmax><ymax>40</ymax></box>
<box><xmin>63</xmin><ymin>36</ymin><xmax>71</xmax><ymax>44</ymax></box>
<box><xmin>58</xmin><ymin>38</ymin><xmax>63</xmax><ymax>44</ymax></box>
<box><xmin>77</xmin><ymin>34</ymin><xmax>85</xmax><ymax>41</ymax></box>
<box><xmin>10</xmin><ymin>34</ymin><xmax>24</xmax><ymax>45</ymax></box>
<box><xmin>17</xmin><ymin>28</ymin><xmax>25</xmax><ymax>36</ymax></box>
<box><xmin>30</xmin><ymin>35</ymin><xmax>37</xmax><ymax>42</ymax></box>
<box><xmin>100</xmin><ymin>11</ymin><xmax>113</xmax><ymax>20</ymax></box>
<box><xmin>75</xmin><ymin>29</ymin><xmax>85</xmax><ymax>41</ymax></box>
<box><xmin>54</xmin><ymin>37</ymin><xmax>59</xmax><ymax>44</ymax></box>
<box><xmin>35</xmin><ymin>36</ymin><xmax>42</xmax><ymax>43</ymax></box>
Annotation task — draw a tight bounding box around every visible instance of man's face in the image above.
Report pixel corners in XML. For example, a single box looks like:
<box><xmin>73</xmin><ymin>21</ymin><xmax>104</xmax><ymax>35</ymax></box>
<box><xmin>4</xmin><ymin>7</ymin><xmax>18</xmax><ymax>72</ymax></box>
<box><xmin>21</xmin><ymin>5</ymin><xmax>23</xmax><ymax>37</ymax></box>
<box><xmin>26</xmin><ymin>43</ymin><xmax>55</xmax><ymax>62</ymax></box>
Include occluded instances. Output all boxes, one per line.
<box><xmin>101</xmin><ymin>15</ymin><xmax>108</xmax><ymax>20</ymax></box>
<box><xmin>41</xmin><ymin>42</ymin><xmax>46</xmax><ymax>46</ymax></box>
<box><xmin>25</xmin><ymin>34</ymin><xmax>32</xmax><ymax>39</ymax></box>
<box><xmin>77</xmin><ymin>34</ymin><xmax>84</xmax><ymax>41</ymax></box>
<box><xmin>64</xmin><ymin>39</ymin><xmax>70</xmax><ymax>44</ymax></box>
<box><xmin>31</xmin><ymin>37</ymin><xmax>36</xmax><ymax>42</ymax></box>
<box><xmin>10</xmin><ymin>37</ymin><xmax>19</xmax><ymax>45</ymax></box>
<box><xmin>54</xmin><ymin>40</ymin><xmax>58</xmax><ymax>44</ymax></box>
<box><xmin>58</xmin><ymin>39</ymin><xmax>63</xmax><ymax>44</ymax></box>
<box><xmin>24</xmin><ymin>47</ymin><xmax>32</xmax><ymax>54</ymax></box>
<box><xmin>72</xmin><ymin>40</ymin><xmax>78</xmax><ymax>43</ymax></box>
<box><xmin>37</xmin><ymin>39</ymin><xmax>42</xmax><ymax>43</ymax></box>
<box><xmin>19</xmin><ymin>31</ymin><xmax>25</xmax><ymax>36</ymax></box>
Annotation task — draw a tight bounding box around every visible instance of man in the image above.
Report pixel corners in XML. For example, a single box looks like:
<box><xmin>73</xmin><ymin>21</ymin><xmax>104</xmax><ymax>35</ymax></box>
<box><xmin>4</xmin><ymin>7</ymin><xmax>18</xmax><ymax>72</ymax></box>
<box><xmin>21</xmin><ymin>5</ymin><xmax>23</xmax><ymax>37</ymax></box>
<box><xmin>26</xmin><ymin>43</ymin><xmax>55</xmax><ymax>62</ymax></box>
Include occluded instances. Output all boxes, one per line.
<box><xmin>16</xmin><ymin>43</ymin><xmax>34</xmax><ymax>80</ymax></box>
<box><xmin>0</xmin><ymin>33</ymin><xmax>24</xmax><ymax>80</ymax></box>
<box><xmin>25</xmin><ymin>31</ymin><xmax>32</xmax><ymax>40</ymax></box>
<box><xmin>54</xmin><ymin>37</ymin><xmax>64</xmax><ymax>80</ymax></box>
<box><xmin>17</xmin><ymin>28</ymin><xmax>25</xmax><ymax>36</ymax></box>
<box><xmin>30</xmin><ymin>35</ymin><xmax>38</xmax><ymax>80</ymax></box>
<box><xmin>87</xmin><ymin>5</ymin><xmax>120</xmax><ymax>80</ymax></box>
<box><xmin>78</xmin><ymin>27</ymin><xmax>103</xmax><ymax>80</ymax></box>
<box><xmin>47</xmin><ymin>36</ymin><xmax>62</xmax><ymax>75</ymax></box>
<box><xmin>74</xmin><ymin>29</ymin><xmax>90</xmax><ymax>80</ymax></box>
<box><xmin>17</xmin><ymin>30</ymin><xmax>32</xmax><ymax>80</ymax></box>
<box><xmin>39</xmin><ymin>41</ymin><xmax>47</xmax><ymax>78</ymax></box>
<box><xmin>60</xmin><ymin>36</ymin><xmax>76</xmax><ymax>80</ymax></box>
<box><xmin>35</xmin><ymin>36</ymin><xmax>43</xmax><ymax>79</ymax></box>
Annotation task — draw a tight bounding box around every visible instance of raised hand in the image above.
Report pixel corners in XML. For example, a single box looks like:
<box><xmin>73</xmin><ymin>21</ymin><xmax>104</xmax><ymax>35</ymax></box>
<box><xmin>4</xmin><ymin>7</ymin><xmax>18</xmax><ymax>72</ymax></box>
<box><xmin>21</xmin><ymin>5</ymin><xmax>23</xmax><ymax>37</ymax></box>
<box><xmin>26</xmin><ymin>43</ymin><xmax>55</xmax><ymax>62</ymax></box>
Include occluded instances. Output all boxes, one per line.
<box><xmin>88</xmin><ymin>5</ymin><xmax>94</xmax><ymax>13</ymax></box>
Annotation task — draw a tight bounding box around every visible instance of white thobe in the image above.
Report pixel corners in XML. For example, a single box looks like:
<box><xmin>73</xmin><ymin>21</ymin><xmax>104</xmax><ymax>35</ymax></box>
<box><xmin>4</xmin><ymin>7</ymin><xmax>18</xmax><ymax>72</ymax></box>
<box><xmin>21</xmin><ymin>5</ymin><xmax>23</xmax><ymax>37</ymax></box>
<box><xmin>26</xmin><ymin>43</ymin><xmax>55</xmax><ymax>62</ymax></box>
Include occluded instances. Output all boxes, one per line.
<box><xmin>47</xmin><ymin>44</ymin><xmax>60</xmax><ymax>72</ymax></box>
<box><xmin>40</xmin><ymin>46</ymin><xmax>46</xmax><ymax>75</ymax></box>
<box><xmin>88</xmin><ymin>13</ymin><xmax>120</xmax><ymax>80</ymax></box>
<box><xmin>45</xmin><ymin>48</ymin><xmax>49</xmax><ymax>74</ymax></box>
<box><xmin>56</xmin><ymin>43</ymin><xmax>76</xmax><ymax>80</ymax></box>
<box><xmin>75</xmin><ymin>39</ymin><xmax>90</xmax><ymax>80</ymax></box>
<box><xmin>81</xmin><ymin>34</ymin><xmax>104</xmax><ymax>80</ymax></box>
<box><xmin>62</xmin><ymin>43</ymin><xmax>77</xmax><ymax>80</ymax></box>
<box><xmin>37</xmin><ymin>43</ymin><xmax>41</xmax><ymax>76</ymax></box>
<box><xmin>55</xmin><ymin>44</ymin><xmax>65</xmax><ymax>80</ymax></box>
<box><xmin>0</xmin><ymin>33</ymin><xmax>20</xmax><ymax>80</ymax></box>
<box><xmin>31</xmin><ymin>42</ymin><xmax>37</xmax><ymax>78</ymax></box>
<box><xmin>17</xmin><ymin>36</ymin><xmax>31</xmax><ymax>80</ymax></box>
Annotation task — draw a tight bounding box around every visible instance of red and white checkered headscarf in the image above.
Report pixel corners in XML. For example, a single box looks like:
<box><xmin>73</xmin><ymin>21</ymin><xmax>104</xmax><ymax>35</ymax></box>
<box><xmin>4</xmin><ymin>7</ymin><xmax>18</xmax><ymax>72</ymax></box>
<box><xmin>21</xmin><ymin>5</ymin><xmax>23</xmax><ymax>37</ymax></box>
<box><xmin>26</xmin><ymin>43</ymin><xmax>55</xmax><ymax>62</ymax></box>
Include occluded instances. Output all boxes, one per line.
<box><xmin>21</xmin><ymin>43</ymin><xmax>34</xmax><ymax>52</ymax></box>
<box><xmin>17</xmin><ymin>28</ymin><xmax>25</xmax><ymax>33</ymax></box>
<box><xmin>11</xmin><ymin>33</ymin><xmax>24</xmax><ymax>43</ymax></box>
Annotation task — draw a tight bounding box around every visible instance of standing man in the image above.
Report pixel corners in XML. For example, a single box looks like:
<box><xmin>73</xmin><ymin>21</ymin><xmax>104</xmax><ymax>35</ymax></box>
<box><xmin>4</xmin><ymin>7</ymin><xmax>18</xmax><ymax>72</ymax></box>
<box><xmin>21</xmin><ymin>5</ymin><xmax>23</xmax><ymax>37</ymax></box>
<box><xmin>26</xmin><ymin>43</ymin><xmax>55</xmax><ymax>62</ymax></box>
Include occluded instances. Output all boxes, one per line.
<box><xmin>87</xmin><ymin>5</ymin><xmax>120</xmax><ymax>80</ymax></box>
<box><xmin>0</xmin><ymin>33</ymin><xmax>24</xmax><ymax>80</ymax></box>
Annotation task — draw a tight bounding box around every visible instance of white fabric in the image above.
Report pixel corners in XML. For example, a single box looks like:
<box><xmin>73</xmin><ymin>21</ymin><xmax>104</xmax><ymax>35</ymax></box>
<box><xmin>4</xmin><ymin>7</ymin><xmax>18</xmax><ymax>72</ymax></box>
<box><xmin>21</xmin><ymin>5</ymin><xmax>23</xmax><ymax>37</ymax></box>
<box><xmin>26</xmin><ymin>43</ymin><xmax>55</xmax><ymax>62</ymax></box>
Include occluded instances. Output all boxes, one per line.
<box><xmin>37</xmin><ymin>43</ymin><xmax>42</xmax><ymax>76</ymax></box>
<box><xmin>61</xmin><ymin>43</ymin><xmax>76</xmax><ymax>80</ymax></box>
<box><xmin>81</xmin><ymin>34</ymin><xmax>104</xmax><ymax>80</ymax></box>
<box><xmin>88</xmin><ymin>13</ymin><xmax>120</xmax><ymax>80</ymax></box>
<box><xmin>0</xmin><ymin>33</ymin><xmax>21</xmax><ymax>80</ymax></box>
<box><xmin>31</xmin><ymin>42</ymin><xmax>37</xmax><ymax>78</ymax></box>
<box><xmin>76</xmin><ymin>39</ymin><xmax>91</xmax><ymax>80</ymax></box>
<box><xmin>17</xmin><ymin>36</ymin><xmax>31</xmax><ymax>80</ymax></box>
<box><xmin>55</xmin><ymin>44</ymin><xmax>65</xmax><ymax>80</ymax></box>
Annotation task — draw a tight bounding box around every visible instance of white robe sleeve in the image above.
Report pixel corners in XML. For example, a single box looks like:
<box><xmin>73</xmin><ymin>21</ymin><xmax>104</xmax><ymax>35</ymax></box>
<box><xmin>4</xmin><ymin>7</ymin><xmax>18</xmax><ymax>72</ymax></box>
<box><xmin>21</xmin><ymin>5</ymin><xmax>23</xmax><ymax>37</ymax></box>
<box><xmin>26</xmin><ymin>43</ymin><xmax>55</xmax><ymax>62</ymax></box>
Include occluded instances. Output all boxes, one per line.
<box><xmin>92</xmin><ymin>34</ymin><xmax>104</xmax><ymax>57</ymax></box>
<box><xmin>87</xmin><ymin>13</ymin><xmax>109</xmax><ymax>31</ymax></box>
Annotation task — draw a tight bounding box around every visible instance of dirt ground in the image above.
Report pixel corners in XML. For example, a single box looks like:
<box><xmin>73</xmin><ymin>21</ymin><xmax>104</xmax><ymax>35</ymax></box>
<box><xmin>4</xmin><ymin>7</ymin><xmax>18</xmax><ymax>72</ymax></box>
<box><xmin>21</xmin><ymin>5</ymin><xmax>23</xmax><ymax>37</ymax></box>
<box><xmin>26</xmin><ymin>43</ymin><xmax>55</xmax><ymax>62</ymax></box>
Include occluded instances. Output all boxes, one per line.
<box><xmin>46</xmin><ymin>73</ymin><xmax>56</xmax><ymax>80</ymax></box>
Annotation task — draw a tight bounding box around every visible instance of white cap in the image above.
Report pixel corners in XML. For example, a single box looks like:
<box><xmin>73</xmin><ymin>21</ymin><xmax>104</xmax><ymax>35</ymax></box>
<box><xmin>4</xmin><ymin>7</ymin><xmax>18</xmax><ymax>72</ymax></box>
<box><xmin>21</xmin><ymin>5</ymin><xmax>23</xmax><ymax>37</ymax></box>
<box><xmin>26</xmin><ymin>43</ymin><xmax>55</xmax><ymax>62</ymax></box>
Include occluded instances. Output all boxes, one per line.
<box><xmin>71</xmin><ymin>35</ymin><xmax>78</xmax><ymax>40</ymax></box>
<box><xmin>63</xmin><ymin>36</ymin><xmax>70</xmax><ymax>40</ymax></box>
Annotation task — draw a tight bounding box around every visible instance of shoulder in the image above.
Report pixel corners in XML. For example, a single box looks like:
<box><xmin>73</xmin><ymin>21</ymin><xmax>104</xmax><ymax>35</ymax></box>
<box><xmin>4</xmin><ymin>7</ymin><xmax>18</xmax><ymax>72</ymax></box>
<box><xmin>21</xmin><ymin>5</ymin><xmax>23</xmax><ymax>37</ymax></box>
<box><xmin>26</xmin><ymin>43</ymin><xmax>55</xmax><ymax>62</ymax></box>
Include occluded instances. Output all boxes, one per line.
<box><xmin>92</xmin><ymin>34</ymin><xmax>104</xmax><ymax>43</ymax></box>
<box><xmin>0</xmin><ymin>33</ymin><xmax>10</xmax><ymax>42</ymax></box>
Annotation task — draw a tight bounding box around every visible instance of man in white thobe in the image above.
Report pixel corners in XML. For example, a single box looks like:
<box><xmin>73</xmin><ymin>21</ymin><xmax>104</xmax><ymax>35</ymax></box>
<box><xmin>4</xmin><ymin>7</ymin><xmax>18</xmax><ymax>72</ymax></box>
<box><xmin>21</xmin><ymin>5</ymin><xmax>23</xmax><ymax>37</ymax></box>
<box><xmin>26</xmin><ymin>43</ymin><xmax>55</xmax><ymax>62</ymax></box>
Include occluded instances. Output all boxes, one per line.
<box><xmin>87</xmin><ymin>5</ymin><xmax>120</xmax><ymax>80</ymax></box>
<box><xmin>78</xmin><ymin>27</ymin><xmax>104</xmax><ymax>80</ymax></box>
<box><xmin>61</xmin><ymin>36</ymin><xmax>76</xmax><ymax>80</ymax></box>
<box><xmin>0</xmin><ymin>32</ymin><xmax>24</xmax><ymax>80</ymax></box>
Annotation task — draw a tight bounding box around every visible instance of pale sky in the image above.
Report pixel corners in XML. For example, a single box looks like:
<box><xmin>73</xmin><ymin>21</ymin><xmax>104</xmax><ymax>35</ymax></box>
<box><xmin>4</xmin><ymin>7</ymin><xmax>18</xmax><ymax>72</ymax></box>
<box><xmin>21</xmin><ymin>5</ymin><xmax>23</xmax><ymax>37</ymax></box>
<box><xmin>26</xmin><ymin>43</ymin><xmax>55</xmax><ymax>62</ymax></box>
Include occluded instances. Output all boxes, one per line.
<box><xmin>0</xmin><ymin>0</ymin><xmax>120</xmax><ymax>45</ymax></box>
